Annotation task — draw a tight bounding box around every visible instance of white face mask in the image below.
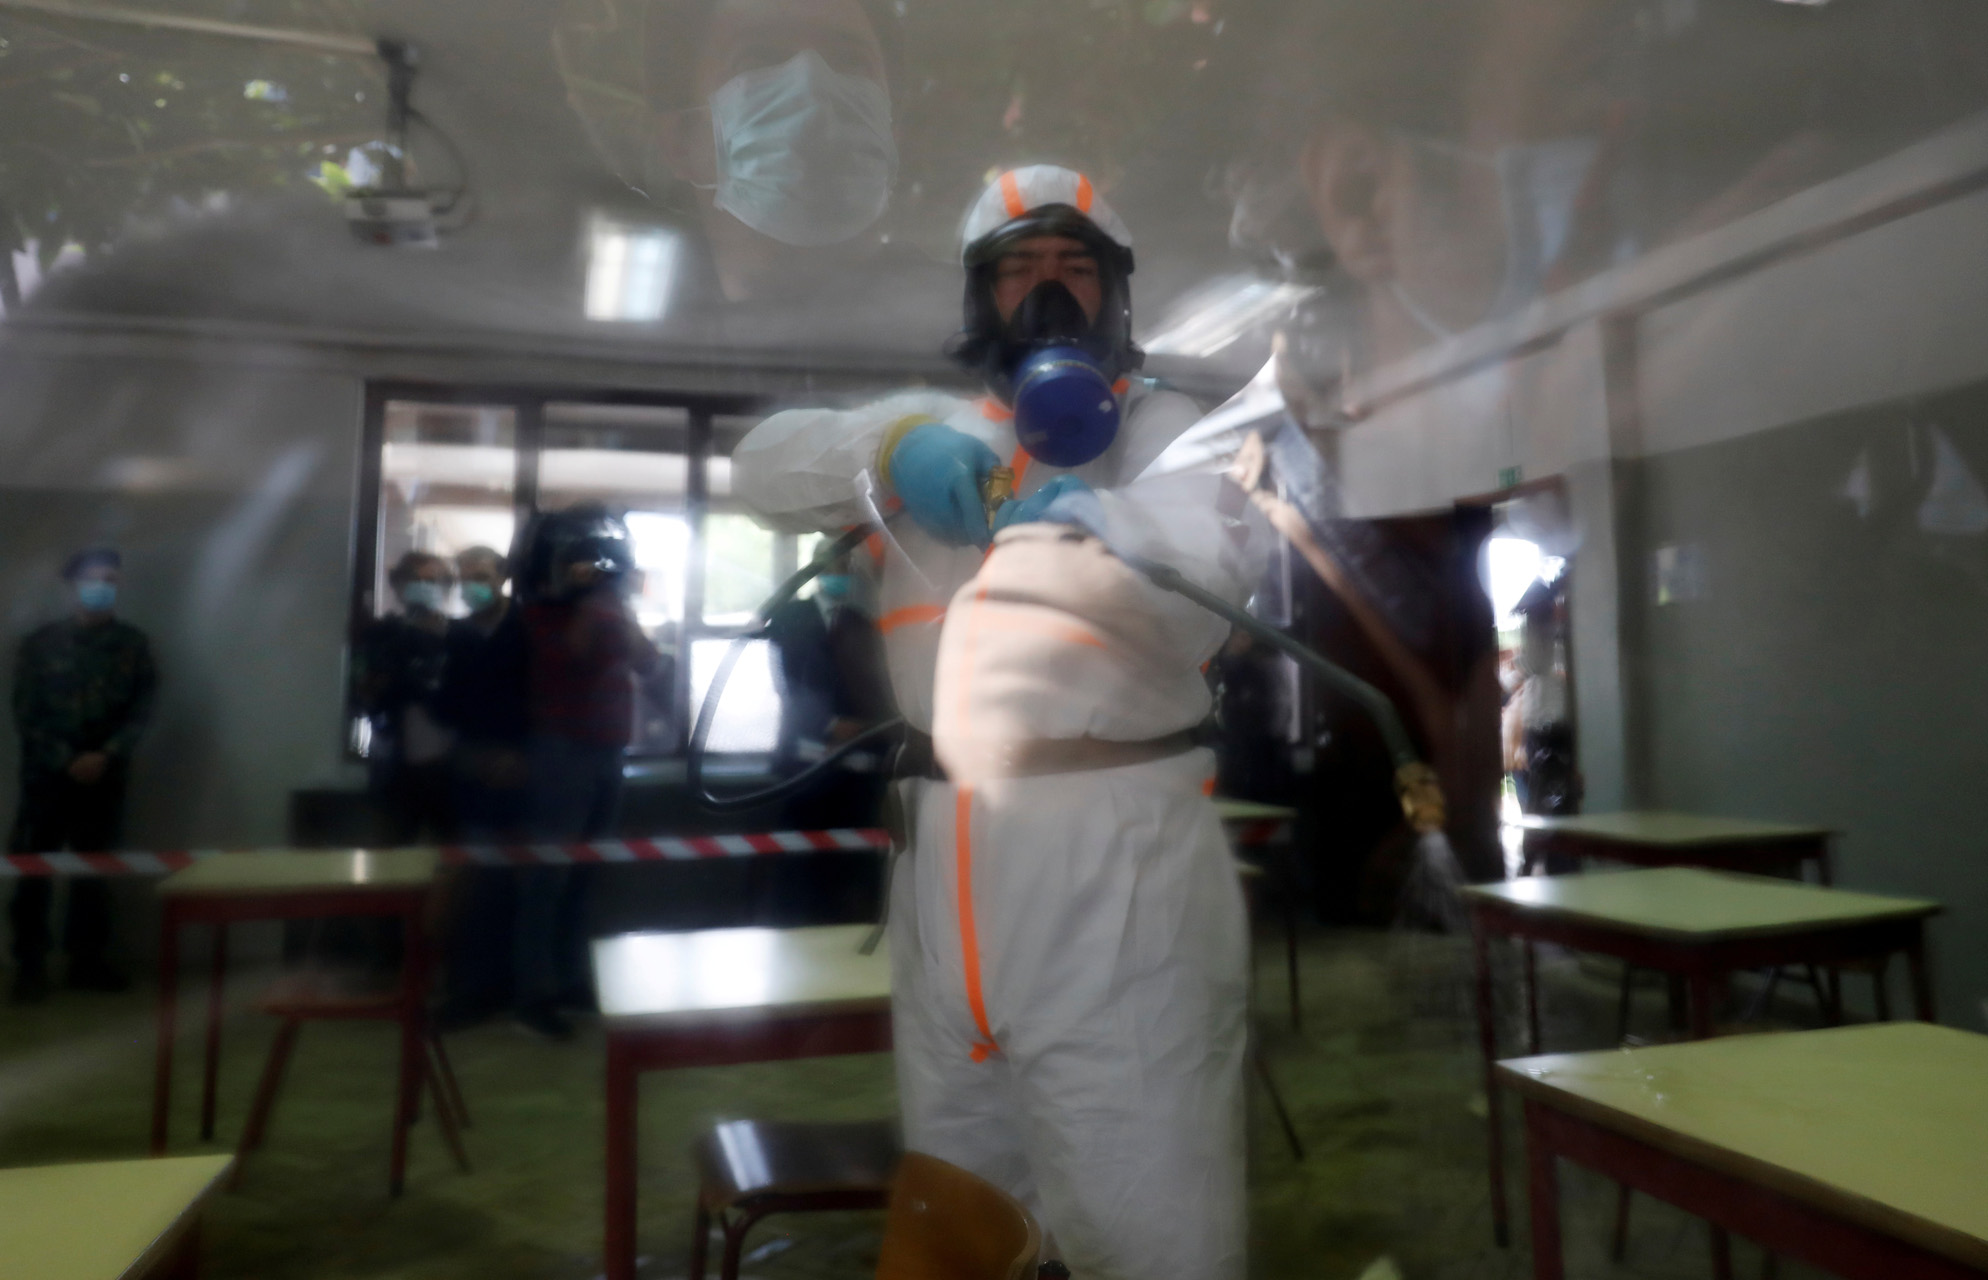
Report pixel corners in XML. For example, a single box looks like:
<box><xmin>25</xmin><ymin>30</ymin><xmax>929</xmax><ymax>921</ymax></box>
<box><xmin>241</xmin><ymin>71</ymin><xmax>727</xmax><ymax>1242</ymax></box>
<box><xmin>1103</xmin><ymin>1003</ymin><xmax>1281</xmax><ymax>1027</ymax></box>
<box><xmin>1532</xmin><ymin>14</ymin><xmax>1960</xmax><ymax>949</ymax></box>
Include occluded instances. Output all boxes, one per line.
<box><xmin>708</xmin><ymin>49</ymin><xmax>895</xmax><ymax>247</ymax></box>
<box><xmin>400</xmin><ymin>580</ymin><xmax>446</xmax><ymax>614</ymax></box>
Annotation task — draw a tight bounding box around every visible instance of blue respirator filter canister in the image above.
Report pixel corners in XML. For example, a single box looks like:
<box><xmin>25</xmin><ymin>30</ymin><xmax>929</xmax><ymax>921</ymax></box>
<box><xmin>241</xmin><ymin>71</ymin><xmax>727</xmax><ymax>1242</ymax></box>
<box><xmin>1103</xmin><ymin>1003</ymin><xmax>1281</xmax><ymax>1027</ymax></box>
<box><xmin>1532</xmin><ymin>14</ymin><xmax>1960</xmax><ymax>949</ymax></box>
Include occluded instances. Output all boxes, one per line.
<box><xmin>1011</xmin><ymin>345</ymin><xmax>1121</xmax><ymax>468</ymax></box>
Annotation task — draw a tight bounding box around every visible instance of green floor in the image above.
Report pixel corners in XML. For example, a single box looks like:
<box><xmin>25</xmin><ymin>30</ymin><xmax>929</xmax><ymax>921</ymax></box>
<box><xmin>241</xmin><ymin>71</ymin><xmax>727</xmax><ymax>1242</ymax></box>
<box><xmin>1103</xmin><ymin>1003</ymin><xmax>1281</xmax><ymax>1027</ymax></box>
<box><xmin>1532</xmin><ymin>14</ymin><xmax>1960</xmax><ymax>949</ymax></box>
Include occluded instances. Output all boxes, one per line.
<box><xmin>0</xmin><ymin>929</ymin><xmax>1834</xmax><ymax>1279</ymax></box>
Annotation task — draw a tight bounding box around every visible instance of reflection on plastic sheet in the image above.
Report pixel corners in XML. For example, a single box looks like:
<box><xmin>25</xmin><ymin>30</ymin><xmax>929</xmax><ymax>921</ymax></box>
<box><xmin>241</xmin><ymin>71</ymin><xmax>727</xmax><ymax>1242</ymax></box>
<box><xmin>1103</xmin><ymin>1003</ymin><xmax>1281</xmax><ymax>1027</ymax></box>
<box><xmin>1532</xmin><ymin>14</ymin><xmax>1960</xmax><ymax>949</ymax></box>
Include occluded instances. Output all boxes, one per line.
<box><xmin>1917</xmin><ymin>426</ymin><xmax>1988</xmax><ymax>538</ymax></box>
<box><xmin>1653</xmin><ymin>543</ymin><xmax>1706</xmax><ymax>606</ymax></box>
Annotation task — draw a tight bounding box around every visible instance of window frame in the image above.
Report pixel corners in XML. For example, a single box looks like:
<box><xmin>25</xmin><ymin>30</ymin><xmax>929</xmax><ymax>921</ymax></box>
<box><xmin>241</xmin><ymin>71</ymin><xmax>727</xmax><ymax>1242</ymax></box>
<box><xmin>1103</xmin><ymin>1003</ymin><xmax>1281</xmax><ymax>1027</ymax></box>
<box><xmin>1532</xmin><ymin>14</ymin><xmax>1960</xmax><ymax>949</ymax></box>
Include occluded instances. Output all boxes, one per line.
<box><xmin>349</xmin><ymin>379</ymin><xmax>779</xmax><ymax>762</ymax></box>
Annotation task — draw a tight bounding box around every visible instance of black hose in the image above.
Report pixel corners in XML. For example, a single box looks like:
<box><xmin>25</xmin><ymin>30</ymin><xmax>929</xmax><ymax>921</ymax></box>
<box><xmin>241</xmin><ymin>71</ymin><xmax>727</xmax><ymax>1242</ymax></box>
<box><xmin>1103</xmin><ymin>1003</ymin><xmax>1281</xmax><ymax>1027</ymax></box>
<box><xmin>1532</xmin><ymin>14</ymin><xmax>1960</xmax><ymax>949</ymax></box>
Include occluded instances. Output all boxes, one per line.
<box><xmin>1119</xmin><ymin>552</ymin><xmax>1423</xmax><ymax>772</ymax></box>
<box><xmin>693</xmin><ymin>519</ymin><xmax>1425</xmax><ymax>810</ymax></box>
<box><xmin>688</xmin><ymin>525</ymin><xmax>906</xmax><ymax>812</ymax></box>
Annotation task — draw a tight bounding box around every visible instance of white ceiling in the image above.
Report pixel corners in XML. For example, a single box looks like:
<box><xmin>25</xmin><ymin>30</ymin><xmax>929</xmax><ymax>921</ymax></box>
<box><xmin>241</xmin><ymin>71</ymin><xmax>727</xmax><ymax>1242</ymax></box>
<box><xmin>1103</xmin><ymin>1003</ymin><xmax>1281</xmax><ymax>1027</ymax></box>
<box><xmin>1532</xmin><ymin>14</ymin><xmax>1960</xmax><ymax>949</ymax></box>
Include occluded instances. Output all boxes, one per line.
<box><xmin>4</xmin><ymin>0</ymin><xmax>1984</xmax><ymax>393</ymax></box>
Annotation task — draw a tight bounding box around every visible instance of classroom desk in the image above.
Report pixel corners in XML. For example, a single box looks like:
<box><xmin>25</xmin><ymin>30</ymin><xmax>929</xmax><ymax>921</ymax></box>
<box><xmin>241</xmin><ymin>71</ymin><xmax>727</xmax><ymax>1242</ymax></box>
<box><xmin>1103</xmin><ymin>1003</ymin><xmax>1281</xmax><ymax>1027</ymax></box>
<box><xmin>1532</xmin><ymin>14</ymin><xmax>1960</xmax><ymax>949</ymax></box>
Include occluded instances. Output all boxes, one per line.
<box><xmin>594</xmin><ymin>923</ymin><xmax>892</xmax><ymax>1280</ymax></box>
<box><xmin>1501</xmin><ymin>1023</ymin><xmax>1988</xmax><ymax>1279</ymax></box>
<box><xmin>151</xmin><ymin>850</ymin><xmax>439</xmax><ymax>1176</ymax></box>
<box><xmin>1516</xmin><ymin>811</ymin><xmax>1833</xmax><ymax>881</ymax></box>
<box><xmin>0</xmin><ymin>1154</ymin><xmax>232</xmax><ymax>1279</ymax></box>
<box><xmin>1462</xmin><ymin>867</ymin><xmax>1941</xmax><ymax>1247</ymax></box>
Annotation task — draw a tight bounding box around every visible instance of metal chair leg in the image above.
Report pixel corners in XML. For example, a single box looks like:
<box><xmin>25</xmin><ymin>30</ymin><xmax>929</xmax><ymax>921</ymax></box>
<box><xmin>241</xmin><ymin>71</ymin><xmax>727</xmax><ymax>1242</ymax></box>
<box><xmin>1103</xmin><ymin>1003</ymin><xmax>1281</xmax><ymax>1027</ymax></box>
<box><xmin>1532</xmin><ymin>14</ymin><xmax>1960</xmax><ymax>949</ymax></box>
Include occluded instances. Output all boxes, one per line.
<box><xmin>1871</xmin><ymin>956</ymin><xmax>1892</xmax><ymax>1021</ymax></box>
<box><xmin>200</xmin><ymin>925</ymin><xmax>228</xmax><ymax>1142</ymax></box>
<box><xmin>1741</xmin><ymin>967</ymin><xmax>1784</xmax><ymax>1024</ymax></box>
<box><xmin>424</xmin><ymin>1051</ymin><xmax>472</xmax><ymax>1174</ymax></box>
<box><xmin>1253</xmin><ymin>1042</ymin><xmax>1305</xmax><ymax>1161</ymax></box>
<box><xmin>388</xmin><ymin>998</ymin><xmax>423</xmax><ymax>1198</ymax></box>
<box><xmin>1280</xmin><ymin>846</ymin><xmax>1302</xmax><ymax>1032</ymax></box>
<box><xmin>233</xmin><ymin>1018</ymin><xmax>302</xmax><ymax>1188</ymax></box>
<box><xmin>428</xmin><ymin>1032</ymin><xmax>472</xmax><ymax>1129</ymax></box>
<box><xmin>1524</xmin><ymin>943</ymin><xmax>1542</xmax><ymax>1055</ymax></box>
<box><xmin>1609</xmin><ymin>1181</ymin><xmax>1632</xmax><ymax>1261</ymax></box>
<box><xmin>1808</xmin><ymin>964</ymin><xmax>1843</xmax><ymax>1025</ymax></box>
<box><xmin>689</xmin><ymin>1202</ymin><xmax>712</xmax><ymax>1280</ymax></box>
<box><xmin>718</xmin><ymin>1209</ymin><xmax>767</xmax><ymax>1280</ymax></box>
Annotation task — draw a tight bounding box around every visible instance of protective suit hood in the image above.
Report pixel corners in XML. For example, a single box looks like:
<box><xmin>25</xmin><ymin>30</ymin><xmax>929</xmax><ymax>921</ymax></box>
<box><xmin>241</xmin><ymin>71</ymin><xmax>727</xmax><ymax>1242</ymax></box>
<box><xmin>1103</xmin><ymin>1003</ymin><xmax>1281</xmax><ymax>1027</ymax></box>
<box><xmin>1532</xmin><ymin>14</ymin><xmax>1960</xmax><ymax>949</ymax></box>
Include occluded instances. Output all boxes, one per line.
<box><xmin>948</xmin><ymin>168</ymin><xmax>1142</xmax><ymax>405</ymax></box>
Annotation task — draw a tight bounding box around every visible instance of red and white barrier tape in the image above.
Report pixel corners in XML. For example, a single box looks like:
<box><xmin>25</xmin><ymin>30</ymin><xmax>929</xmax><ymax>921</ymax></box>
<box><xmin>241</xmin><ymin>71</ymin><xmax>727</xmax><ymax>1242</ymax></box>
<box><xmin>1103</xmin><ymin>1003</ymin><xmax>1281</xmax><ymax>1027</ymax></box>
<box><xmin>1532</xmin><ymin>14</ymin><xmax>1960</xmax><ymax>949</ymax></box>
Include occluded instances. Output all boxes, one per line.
<box><xmin>0</xmin><ymin>829</ymin><xmax>892</xmax><ymax>877</ymax></box>
<box><xmin>1</xmin><ymin>816</ymin><xmax>1288</xmax><ymax>878</ymax></box>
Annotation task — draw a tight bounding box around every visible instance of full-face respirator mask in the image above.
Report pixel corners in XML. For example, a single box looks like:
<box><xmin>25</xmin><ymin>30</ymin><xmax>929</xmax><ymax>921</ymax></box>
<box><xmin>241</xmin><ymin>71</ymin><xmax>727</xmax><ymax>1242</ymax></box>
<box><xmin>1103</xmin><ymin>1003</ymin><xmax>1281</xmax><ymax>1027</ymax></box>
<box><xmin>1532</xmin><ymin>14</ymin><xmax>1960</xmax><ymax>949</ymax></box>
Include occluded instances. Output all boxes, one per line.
<box><xmin>515</xmin><ymin>505</ymin><xmax>637</xmax><ymax>604</ymax></box>
<box><xmin>950</xmin><ymin>203</ymin><xmax>1141</xmax><ymax>470</ymax></box>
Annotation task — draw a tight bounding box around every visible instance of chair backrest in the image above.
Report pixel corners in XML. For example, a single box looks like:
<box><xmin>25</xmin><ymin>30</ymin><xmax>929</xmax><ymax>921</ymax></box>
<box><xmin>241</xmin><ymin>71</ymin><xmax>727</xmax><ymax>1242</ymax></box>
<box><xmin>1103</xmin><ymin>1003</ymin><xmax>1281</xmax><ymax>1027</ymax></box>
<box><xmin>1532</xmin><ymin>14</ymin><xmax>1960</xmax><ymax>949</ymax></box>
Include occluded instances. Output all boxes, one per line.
<box><xmin>874</xmin><ymin>1151</ymin><xmax>1042</xmax><ymax>1280</ymax></box>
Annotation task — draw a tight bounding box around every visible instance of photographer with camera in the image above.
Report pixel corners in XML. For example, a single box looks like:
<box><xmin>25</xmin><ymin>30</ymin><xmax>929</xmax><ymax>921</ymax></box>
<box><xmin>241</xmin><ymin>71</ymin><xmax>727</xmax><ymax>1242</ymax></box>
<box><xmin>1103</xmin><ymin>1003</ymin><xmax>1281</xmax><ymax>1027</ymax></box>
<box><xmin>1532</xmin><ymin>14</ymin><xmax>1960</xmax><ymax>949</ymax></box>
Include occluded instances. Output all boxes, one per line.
<box><xmin>513</xmin><ymin>505</ymin><xmax>660</xmax><ymax>1039</ymax></box>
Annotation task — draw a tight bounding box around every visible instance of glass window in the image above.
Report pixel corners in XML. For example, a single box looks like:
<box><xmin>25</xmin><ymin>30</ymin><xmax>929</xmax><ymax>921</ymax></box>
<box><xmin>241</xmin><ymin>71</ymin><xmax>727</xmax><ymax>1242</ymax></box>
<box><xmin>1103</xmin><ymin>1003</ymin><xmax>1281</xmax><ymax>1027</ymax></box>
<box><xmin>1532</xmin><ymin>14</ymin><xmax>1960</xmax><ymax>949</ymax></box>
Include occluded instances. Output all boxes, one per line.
<box><xmin>538</xmin><ymin>403</ymin><xmax>695</xmax><ymax>757</ymax></box>
<box><xmin>541</xmin><ymin>402</ymin><xmax>693</xmax><ymax>632</ymax></box>
<box><xmin>703</xmin><ymin>512</ymin><xmax>778</xmax><ymax>627</ymax></box>
<box><xmin>357</xmin><ymin>392</ymin><xmax>799</xmax><ymax>761</ymax></box>
<box><xmin>689</xmin><ymin>638</ymin><xmax>781</xmax><ymax>756</ymax></box>
<box><xmin>695</xmin><ymin>414</ymin><xmax>797</xmax><ymax>754</ymax></box>
<box><xmin>375</xmin><ymin>401</ymin><xmax>517</xmax><ymax>618</ymax></box>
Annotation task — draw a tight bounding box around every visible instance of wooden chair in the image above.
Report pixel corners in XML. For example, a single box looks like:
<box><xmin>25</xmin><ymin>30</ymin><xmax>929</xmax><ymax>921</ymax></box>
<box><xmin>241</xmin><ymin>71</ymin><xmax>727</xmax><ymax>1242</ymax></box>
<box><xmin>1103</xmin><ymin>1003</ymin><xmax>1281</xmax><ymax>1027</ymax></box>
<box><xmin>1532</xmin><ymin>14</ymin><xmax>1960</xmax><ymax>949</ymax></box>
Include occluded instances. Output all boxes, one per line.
<box><xmin>688</xmin><ymin>1119</ymin><xmax>900</xmax><ymax>1280</ymax></box>
<box><xmin>233</xmin><ymin>969</ymin><xmax>471</xmax><ymax>1194</ymax></box>
<box><xmin>875</xmin><ymin>1151</ymin><xmax>1042</xmax><ymax>1280</ymax></box>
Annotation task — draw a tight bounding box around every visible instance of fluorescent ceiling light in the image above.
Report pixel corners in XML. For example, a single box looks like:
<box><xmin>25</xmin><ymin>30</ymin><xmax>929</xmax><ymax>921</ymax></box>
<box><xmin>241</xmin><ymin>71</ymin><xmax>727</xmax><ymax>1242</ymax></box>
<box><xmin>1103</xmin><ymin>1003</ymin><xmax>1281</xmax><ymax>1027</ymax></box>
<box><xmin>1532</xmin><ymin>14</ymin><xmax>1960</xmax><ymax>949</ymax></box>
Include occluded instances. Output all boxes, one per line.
<box><xmin>586</xmin><ymin>214</ymin><xmax>682</xmax><ymax>323</ymax></box>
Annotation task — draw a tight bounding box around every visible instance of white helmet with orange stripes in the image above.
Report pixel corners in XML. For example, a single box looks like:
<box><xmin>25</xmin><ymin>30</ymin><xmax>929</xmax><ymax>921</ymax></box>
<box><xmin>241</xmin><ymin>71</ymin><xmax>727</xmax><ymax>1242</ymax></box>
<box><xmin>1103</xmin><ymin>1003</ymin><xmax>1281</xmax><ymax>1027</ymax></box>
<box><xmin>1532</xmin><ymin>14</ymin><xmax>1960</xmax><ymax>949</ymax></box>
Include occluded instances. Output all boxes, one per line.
<box><xmin>948</xmin><ymin>164</ymin><xmax>1143</xmax><ymax>415</ymax></box>
<box><xmin>958</xmin><ymin>165</ymin><xmax>1134</xmax><ymax>264</ymax></box>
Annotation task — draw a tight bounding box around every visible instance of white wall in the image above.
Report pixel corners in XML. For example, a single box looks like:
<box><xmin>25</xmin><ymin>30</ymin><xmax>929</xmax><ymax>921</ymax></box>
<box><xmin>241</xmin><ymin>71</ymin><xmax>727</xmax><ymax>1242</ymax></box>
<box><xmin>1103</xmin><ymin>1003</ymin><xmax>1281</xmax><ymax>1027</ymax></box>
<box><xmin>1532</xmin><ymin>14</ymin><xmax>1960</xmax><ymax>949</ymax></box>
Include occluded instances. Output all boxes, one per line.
<box><xmin>1319</xmin><ymin>112</ymin><xmax>1988</xmax><ymax>1024</ymax></box>
<box><xmin>0</xmin><ymin>319</ymin><xmax>955</xmax><ymax>853</ymax></box>
<box><xmin>0</xmin><ymin>343</ymin><xmax>364</xmax><ymax>852</ymax></box>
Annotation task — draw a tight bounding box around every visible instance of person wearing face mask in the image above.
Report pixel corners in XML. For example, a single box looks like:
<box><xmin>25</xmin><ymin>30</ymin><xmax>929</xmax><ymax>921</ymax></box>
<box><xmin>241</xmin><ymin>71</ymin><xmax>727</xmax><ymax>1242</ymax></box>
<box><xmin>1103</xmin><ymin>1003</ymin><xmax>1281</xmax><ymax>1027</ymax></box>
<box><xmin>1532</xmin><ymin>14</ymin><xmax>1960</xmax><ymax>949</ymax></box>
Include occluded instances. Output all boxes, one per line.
<box><xmin>352</xmin><ymin>550</ymin><xmax>459</xmax><ymax>846</ymax></box>
<box><xmin>441</xmin><ymin>546</ymin><xmax>530</xmax><ymax>839</ymax></box>
<box><xmin>733</xmin><ymin>165</ymin><xmax>1269</xmax><ymax>1279</ymax></box>
<box><xmin>513</xmin><ymin>507</ymin><xmax>661</xmax><ymax>1040</ymax></box>
<box><xmin>558</xmin><ymin>0</ymin><xmax>904</xmax><ymax>305</ymax></box>
<box><xmin>1505</xmin><ymin>577</ymin><xmax>1579</xmax><ymax>819</ymax></box>
<box><xmin>8</xmin><ymin>548</ymin><xmax>156</xmax><ymax>1003</ymax></box>
<box><xmin>765</xmin><ymin>551</ymin><xmax>892</xmax><ymax>831</ymax></box>
<box><xmin>433</xmin><ymin>546</ymin><xmax>531</xmax><ymax>1029</ymax></box>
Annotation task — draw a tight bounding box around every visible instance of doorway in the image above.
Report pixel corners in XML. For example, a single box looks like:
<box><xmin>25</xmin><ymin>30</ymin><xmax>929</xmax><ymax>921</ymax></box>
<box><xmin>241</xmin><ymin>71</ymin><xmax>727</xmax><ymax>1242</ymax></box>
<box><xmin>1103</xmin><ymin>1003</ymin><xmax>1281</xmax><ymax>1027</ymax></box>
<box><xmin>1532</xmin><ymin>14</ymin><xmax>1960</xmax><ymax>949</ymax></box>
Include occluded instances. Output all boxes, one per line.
<box><xmin>1478</xmin><ymin>483</ymin><xmax>1579</xmax><ymax>876</ymax></box>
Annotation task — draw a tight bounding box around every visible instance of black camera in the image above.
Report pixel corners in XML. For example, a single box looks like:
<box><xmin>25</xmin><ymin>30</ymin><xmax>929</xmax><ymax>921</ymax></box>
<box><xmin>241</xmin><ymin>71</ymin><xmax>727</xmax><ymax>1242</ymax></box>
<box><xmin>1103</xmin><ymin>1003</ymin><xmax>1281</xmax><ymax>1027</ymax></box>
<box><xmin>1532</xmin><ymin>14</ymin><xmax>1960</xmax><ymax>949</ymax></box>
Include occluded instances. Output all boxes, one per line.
<box><xmin>514</xmin><ymin>504</ymin><xmax>637</xmax><ymax>604</ymax></box>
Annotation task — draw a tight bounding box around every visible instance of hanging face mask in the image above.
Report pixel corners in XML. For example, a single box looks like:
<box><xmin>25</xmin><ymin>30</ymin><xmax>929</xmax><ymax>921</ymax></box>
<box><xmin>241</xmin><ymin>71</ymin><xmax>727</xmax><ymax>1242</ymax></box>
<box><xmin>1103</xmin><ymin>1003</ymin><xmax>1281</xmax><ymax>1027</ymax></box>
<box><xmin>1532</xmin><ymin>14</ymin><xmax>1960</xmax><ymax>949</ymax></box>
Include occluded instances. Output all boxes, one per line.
<box><xmin>1001</xmin><ymin>281</ymin><xmax>1122</xmax><ymax>469</ymax></box>
<box><xmin>708</xmin><ymin>50</ymin><xmax>896</xmax><ymax>248</ymax></box>
<box><xmin>400</xmin><ymin>581</ymin><xmax>447</xmax><ymax>614</ymax></box>
<box><xmin>1391</xmin><ymin>132</ymin><xmax>1601</xmax><ymax>339</ymax></box>
<box><xmin>815</xmin><ymin>573</ymin><xmax>853</xmax><ymax>601</ymax></box>
<box><xmin>75</xmin><ymin>581</ymin><xmax>117</xmax><ymax>612</ymax></box>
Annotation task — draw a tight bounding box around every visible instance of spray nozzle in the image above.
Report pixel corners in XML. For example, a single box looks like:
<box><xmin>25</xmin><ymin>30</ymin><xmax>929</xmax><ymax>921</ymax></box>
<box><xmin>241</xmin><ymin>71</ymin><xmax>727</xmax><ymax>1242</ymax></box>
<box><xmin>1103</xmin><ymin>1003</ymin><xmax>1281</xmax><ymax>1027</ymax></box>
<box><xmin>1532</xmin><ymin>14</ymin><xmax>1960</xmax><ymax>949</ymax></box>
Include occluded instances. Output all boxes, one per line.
<box><xmin>981</xmin><ymin>465</ymin><xmax>1016</xmax><ymax>524</ymax></box>
<box><xmin>1394</xmin><ymin>762</ymin><xmax>1447</xmax><ymax>835</ymax></box>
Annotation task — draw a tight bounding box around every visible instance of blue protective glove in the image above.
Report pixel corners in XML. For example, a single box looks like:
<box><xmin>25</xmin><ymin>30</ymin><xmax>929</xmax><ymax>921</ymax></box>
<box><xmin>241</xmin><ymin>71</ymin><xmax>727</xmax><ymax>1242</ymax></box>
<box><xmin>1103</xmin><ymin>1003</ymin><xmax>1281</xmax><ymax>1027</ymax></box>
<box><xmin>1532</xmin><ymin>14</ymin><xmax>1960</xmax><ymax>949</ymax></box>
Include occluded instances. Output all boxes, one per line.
<box><xmin>992</xmin><ymin>474</ymin><xmax>1098</xmax><ymax>535</ymax></box>
<box><xmin>888</xmin><ymin>423</ymin><xmax>1000</xmax><ymax>548</ymax></box>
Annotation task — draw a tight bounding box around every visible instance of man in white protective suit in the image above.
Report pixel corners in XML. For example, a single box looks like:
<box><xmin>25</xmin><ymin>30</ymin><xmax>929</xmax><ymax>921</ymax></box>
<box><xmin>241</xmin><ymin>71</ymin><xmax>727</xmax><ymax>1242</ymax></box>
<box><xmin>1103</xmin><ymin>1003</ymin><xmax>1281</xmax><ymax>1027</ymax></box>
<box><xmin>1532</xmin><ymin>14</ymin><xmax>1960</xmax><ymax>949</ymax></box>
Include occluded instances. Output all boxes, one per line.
<box><xmin>733</xmin><ymin>164</ymin><xmax>1269</xmax><ymax>1280</ymax></box>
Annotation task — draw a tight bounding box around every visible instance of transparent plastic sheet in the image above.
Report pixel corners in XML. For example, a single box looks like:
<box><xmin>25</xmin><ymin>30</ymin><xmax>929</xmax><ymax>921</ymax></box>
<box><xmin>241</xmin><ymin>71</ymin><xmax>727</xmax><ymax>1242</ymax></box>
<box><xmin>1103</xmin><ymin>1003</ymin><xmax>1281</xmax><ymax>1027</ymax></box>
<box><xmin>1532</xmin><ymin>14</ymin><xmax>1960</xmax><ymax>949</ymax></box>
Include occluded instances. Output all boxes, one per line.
<box><xmin>1233</xmin><ymin>417</ymin><xmax>1485</xmax><ymax>1025</ymax></box>
<box><xmin>2</xmin><ymin>1</ymin><xmax>1986</xmax><ymax>1274</ymax></box>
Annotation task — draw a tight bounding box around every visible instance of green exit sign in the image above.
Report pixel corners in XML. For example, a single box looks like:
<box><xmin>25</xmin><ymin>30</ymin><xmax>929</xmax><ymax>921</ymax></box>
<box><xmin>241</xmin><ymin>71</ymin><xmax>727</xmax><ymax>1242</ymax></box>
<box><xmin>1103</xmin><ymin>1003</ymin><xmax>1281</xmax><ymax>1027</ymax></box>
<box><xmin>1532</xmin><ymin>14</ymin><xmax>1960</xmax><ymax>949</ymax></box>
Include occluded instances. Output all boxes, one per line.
<box><xmin>1498</xmin><ymin>466</ymin><xmax>1523</xmax><ymax>489</ymax></box>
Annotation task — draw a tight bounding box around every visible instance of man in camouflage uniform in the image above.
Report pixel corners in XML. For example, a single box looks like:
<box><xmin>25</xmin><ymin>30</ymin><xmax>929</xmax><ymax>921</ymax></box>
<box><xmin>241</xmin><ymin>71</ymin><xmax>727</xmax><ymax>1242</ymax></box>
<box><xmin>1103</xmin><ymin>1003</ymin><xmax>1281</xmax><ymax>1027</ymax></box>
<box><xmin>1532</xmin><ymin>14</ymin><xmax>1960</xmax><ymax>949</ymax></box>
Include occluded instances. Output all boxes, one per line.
<box><xmin>9</xmin><ymin>548</ymin><xmax>156</xmax><ymax>1003</ymax></box>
